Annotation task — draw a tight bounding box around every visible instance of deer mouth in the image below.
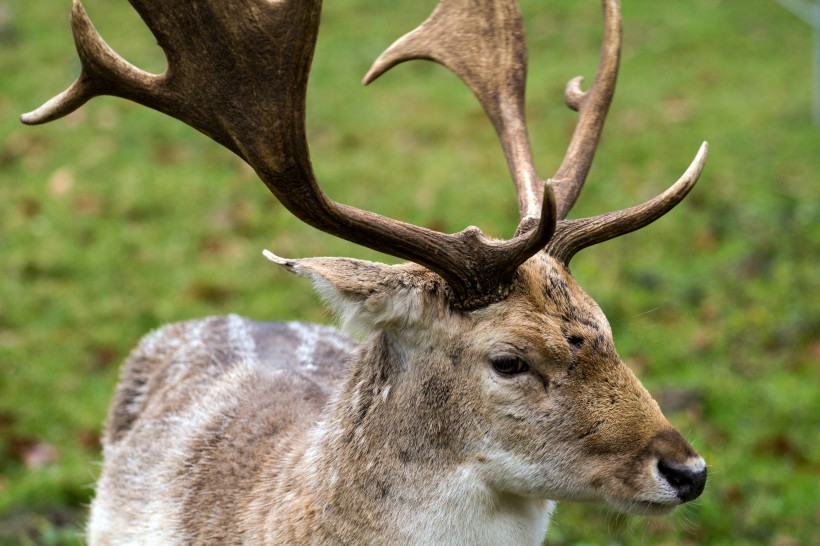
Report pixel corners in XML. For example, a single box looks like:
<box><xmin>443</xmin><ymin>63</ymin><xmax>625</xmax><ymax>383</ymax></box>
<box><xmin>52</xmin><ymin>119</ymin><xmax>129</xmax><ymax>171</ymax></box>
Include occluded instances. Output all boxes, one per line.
<box><xmin>605</xmin><ymin>496</ymin><xmax>680</xmax><ymax>516</ymax></box>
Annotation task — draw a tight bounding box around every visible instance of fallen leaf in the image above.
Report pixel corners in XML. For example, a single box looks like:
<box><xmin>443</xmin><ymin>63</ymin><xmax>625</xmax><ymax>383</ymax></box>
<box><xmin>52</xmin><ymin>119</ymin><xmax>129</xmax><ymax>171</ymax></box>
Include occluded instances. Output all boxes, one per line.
<box><xmin>48</xmin><ymin>167</ymin><xmax>74</xmax><ymax>196</ymax></box>
<box><xmin>77</xmin><ymin>428</ymin><xmax>101</xmax><ymax>452</ymax></box>
<box><xmin>20</xmin><ymin>441</ymin><xmax>59</xmax><ymax>470</ymax></box>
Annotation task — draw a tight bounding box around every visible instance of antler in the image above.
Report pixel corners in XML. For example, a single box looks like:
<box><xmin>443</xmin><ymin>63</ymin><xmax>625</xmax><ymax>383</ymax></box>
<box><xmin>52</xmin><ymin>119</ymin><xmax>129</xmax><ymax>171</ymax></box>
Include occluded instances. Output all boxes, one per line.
<box><xmin>22</xmin><ymin>0</ymin><xmax>554</xmax><ymax>309</ymax></box>
<box><xmin>362</xmin><ymin>0</ymin><xmax>707</xmax><ymax>263</ymax></box>
<box><xmin>546</xmin><ymin>0</ymin><xmax>707</xmax><ymax>261</ymax></box>
<box><xmin>364</xmin><ymin>0</ymin><xmax>544</xmax><ymax>226</ymax></box>
<box><xmin>550</xmin><ymin>0</ymin><xmax>623</xmax><ymax>220</ymax></box>
<box><xmin>545</xmin><ymin>141</ymin><xmax>708</xmax><ymax>263</ymax></box>
<box><xmin>542</xmin><ymin>0</ymin><xmax>708</xmax><ymax>263</ymax></box>
<box><xmin>22</xmin><ymin>0</ymin><xmax>707</xmax><ymax>307</ymax></box>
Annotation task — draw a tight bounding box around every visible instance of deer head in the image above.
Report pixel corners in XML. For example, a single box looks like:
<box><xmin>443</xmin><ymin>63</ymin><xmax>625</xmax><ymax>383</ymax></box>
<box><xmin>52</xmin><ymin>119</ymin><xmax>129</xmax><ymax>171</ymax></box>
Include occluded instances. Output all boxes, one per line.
<box><xmin>265</xmin><ymin>252</ymin><xmax>706</xmax><ymax>523</ymax></box>
<box><xmin>25</xmin><ymin>0</ymin><xmax>708</xmax><ymax>537</ymax></box>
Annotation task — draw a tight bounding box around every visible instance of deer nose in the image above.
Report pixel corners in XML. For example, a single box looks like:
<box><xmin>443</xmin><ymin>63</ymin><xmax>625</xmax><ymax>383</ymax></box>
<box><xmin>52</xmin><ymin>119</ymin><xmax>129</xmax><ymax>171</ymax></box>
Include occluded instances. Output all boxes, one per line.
<box><xmin>657</xmin><ymin>458</ymin><xmax>707</xmax><ymax>502</ymax></box>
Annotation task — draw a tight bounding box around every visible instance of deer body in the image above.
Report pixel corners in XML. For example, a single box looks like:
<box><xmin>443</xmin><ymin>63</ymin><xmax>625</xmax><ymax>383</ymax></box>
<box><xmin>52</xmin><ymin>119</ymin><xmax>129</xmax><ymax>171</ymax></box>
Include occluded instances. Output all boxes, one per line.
<box><xmin>24</xmin><ymin>0</ymin><xmax>710</xmax><ymax>543</ymax></box>
<box><xmin>88</xmin><ymin>257</ymin><xmax>702</xmax><ymax>545</ymax></box>
<box><xmin>88</xmin><ymin>319</ymin><xmax>556</xmax><ymax>545</ymax></box>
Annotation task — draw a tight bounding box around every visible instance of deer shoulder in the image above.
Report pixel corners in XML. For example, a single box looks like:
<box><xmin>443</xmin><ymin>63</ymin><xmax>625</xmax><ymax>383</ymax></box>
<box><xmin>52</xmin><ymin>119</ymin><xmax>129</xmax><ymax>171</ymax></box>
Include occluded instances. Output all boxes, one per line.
<box><xmin>92</xmin><ymin>315</ymin><xmax>356</xmax><ymax>544</ymax></box>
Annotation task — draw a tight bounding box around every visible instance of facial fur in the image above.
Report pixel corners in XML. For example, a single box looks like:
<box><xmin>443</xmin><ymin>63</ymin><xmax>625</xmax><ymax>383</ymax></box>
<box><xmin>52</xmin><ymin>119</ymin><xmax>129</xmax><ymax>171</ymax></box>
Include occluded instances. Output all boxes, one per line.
<box><xmin>284</xmin><ymin>250</ymin><xmax>705</xmax><ymax>515</ymax></box>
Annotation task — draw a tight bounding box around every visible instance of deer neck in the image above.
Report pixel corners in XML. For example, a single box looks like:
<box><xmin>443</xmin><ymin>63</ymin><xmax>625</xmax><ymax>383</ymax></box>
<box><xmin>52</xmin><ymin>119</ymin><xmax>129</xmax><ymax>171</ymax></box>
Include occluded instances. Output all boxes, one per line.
<box><xmin>282</xmin><ymin>330</ymin><xmax>556</xmax><ymax>545</ymax></box>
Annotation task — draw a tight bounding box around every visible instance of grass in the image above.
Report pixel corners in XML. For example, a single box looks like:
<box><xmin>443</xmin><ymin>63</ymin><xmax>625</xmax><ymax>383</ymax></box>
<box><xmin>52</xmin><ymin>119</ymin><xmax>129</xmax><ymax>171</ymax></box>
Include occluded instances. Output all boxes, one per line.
<box><xmin>1</xmin><ymin>0</ymin><xmax>818</xmax><ymax>544</ymax></box>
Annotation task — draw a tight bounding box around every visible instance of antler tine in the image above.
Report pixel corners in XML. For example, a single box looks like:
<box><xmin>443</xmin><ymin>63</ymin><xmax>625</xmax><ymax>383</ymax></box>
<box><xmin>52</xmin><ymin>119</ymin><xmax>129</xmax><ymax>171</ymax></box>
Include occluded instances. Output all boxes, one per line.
<box><xmin>21</xmin><ymin>0</ymin><xmax>163</xmax><ymax>126</ymax></box>
<box><xmin>546</xmin><ymin>141</ymin><xmax>709</xmax><ymax>264</ymax></box>
<box><xmin>364</xmin><ymin>0</ymin><xmax>547</xmax><ymax>227</ymax></box>
<box><xmin>551</xmin><ymin>0</ymin><xmax>622</xmax><ymax>220</ymax></box>
<box><xmin>23</xmin><ymin>0</ymin><xmax>556</xmax><ymax>310</ymax></box>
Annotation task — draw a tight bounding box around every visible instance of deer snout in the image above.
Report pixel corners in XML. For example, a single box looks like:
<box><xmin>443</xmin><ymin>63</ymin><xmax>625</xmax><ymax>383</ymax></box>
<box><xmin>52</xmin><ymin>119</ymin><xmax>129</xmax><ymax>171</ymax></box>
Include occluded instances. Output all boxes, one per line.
<box><xmin>650</xmin><ymin>428</ymin><xmax>707</xmax><ymax>503</ymax></box>
<box><xmin>657</xmin><ymin>458</ymin><xmax>707</xmax><ymax>502</ymax></box>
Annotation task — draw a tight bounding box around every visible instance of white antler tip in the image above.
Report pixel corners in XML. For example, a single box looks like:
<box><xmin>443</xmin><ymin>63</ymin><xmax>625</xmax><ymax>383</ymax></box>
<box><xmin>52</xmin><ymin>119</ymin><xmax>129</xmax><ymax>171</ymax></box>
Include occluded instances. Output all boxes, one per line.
<box><xmin>693</xmin><ymin>141</ymin><xmax>709</xmax><ymax>169</ymax></box>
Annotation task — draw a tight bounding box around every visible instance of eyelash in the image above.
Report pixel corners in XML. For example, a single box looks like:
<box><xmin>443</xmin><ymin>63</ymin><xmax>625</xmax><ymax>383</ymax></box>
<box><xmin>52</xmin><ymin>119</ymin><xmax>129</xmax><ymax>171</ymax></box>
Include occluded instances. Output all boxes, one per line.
<box><xmin>491</xmin><ymin>357</ymin><xmax>530</xmax><ymax>375</ymax></box>
<box><xmin>491</xmin><ymin>335</ymin><xmax>584</xmax><ymax>376</ymax></box>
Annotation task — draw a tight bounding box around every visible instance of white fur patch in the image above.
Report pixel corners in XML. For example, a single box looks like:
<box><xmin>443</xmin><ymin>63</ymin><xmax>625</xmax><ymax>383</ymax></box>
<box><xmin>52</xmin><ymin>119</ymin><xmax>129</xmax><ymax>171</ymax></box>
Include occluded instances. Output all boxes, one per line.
<box><xmin>397</xmin><ymin>462</ymin><xmax>556</xmax><ymax>545</ymax></box>
<box><xmin>305</xmin><ymin>269</ymin><xmax>424</xmax><ymax>336</ymax></box>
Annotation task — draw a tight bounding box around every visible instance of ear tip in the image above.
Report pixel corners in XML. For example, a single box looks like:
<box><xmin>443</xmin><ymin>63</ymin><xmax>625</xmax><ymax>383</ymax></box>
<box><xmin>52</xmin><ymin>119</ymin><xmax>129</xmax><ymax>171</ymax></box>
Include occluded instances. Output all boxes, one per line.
<box><xmin>262</xmin><ymin>249</ymin><xmax>282</xmax><ymax>262</ymax></box>
<box><xmin>263</xmin><ymin>249</ymin><xmax>297</xmax><ymax>270</ymax></box>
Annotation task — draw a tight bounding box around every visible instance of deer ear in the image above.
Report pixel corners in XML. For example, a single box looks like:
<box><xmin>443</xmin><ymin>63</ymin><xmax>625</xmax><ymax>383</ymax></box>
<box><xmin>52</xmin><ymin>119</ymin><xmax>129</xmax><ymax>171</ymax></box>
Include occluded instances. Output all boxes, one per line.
<box><xmin>263</xmin><ymin>251</ymin><xmax>425</xmax><ymax>334</ymax></box>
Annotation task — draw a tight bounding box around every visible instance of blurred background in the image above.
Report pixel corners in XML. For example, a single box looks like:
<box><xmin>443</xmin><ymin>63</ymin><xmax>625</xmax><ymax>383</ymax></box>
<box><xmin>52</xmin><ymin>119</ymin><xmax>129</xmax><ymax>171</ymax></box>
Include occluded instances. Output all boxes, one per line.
<box><xmin>1</xmin><ymin>0</ymin><xmax>818</xmax><ymax>544</ymax></box>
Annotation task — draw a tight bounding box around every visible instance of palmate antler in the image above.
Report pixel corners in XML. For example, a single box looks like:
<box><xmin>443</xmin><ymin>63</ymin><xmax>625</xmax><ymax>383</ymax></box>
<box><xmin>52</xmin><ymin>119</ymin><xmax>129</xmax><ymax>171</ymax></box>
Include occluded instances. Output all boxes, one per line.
<box><xmin>22</xmin><ymin>0</ymin><xmax>706</xmax><ymax>309</ymax></box>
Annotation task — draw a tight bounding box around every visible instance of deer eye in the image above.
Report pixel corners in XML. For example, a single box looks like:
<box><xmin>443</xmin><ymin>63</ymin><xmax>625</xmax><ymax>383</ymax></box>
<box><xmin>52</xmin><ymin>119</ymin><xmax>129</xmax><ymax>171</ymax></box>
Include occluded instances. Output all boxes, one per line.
<box><xmin>491</xmin><ymin>356</ymin><xmax>530</xmax><ymax>375</ymax></box>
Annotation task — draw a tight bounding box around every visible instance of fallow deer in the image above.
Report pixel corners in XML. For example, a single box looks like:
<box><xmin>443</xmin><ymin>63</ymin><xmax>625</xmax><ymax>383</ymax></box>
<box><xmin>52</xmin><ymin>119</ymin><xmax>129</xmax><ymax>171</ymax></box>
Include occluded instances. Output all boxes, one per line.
<box><xmin>23</xmin><ymin>0</ymin><xmax>709</xmax><ymax>544</ymax></box>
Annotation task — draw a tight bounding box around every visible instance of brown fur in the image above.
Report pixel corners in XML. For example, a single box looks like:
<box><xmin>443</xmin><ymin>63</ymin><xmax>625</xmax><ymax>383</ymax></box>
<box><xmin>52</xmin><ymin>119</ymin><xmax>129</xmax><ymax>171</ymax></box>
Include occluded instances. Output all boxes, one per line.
<box><xmin>88</xmin><ymin>253</ymin><xmax>705</xmax><ymax>544</ymax></box>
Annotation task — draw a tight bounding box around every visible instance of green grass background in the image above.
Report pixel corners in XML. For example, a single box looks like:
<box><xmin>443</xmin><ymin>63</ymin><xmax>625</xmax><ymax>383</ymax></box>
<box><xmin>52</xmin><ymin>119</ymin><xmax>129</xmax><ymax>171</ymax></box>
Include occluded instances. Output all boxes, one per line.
<box><xmin>1</xmin><ymin>0</ymin><xmax>818</xmax><ymax>544</ymax></box>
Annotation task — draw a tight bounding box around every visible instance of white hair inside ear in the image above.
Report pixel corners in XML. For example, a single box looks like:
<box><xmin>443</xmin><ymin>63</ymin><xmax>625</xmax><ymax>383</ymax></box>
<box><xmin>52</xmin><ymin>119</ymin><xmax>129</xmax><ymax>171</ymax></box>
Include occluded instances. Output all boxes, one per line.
<box><xmin>263</xmin><ymin>250</ymin><xmax>426</xmax><ymax>336</ymax></box>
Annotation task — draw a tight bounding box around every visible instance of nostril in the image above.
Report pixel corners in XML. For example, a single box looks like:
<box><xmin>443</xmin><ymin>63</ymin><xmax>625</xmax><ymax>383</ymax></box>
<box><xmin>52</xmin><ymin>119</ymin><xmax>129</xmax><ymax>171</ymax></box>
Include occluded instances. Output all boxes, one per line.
<box><xmin>657</xmin><ymin>459</ymin><xmax>707</xmax><ymax>503</ymax></box>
